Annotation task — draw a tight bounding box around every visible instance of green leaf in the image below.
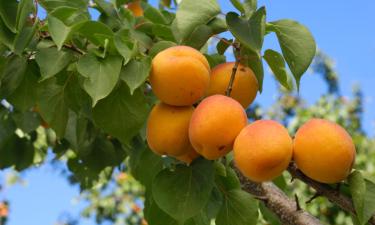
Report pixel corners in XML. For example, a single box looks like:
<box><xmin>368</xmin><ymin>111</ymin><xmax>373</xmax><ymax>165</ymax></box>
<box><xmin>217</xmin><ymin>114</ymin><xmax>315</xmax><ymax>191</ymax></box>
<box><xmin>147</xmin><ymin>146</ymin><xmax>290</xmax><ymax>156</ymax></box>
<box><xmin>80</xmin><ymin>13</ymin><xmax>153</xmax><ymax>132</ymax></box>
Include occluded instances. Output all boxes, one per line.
<box><xmin>48</xmin><ymin>7</ymin><xmax>89</xmax><ymax>50</ymax></box>
<box><xmin>216</xmin><ymin>38</ymin><xmax>232</xmax><ymax>55</ymax></box>
<box><xmin>144</xmin><ymin>193</ymin><xmax>178</xmax><ymax>225</ymax></box>
<box><xmin>243</xmin><ymin>0</ymin><xmax>257</xmax><ymax>17</ymax></box>
<box><xmin>269</xmin><ymin>19</ymin><xmax>316</xmax><ymax>89</ymax></box>
<box><xmin>226</xmin><ymin>7</ymin><xmax>265</xmax><ymax>53</ymax></box>
<box><xmin>77</xmin><ymin>53</ymin><xmax>122</xmax><ymax>106</ymax></box>
<box><xmin>38</xmin><ymin>79</ymin><xmax>69</xmax><ymax>137</ymax></box>
<box><xmin>229</xmin><ymin>0</ymin><xmax>245</xmax><ymax>14</ymax></box>
<box><xmin>78</xmin><ymin>21</ymin><xmax>114</xmax><ymax>47</ymax></box>
<box><xmin>349</xmin><ymin>171</ymin><xmax>366</xmax><ymax>225</ymax></box>
<box><xmin>152</xmin><ymin>24</ymin><xmax>176</xmax><ymax>42</ymax></box>
<box><xmin>240</xmin><ymin>47</ymin><xmax>264</xmax><ymax>92</ymax></box>
<box><xmin>174</xmin><ymin>0</ymin><xmax>220</xmax><ymax>41</ymax></box>
<box><xmin>120</xmin><ymin>57</ymin><xmax>151</xmax><ymax>94</ymax></box>
<box><xmin>0</xmin><ymin>55</ymin><xmax>27</xmax><ymax>97</ymax></box>
<box><xmin>129</xmin><ymin>145</ymin><xmax>164</xmax><ymax>189</ymax></box>
<box><xmin>363</xmin><ymin>179</ymin><xmax>375</xmax><ymax>224</ymax></box>
<box><xmin>144</xmin><ymin>5</ymin><xmax>168</xmax><ymax>24</ymax></box>
<box><xmin>216</xmin><ymin>189</ymin><xmax>258</xmax><ymax>225</ymax></box>
<box><xmin>204</xmin><ymin>53</ymin><xmax>226</xmax><ymax>68</ymax></box>
<box><xmin>0</xmin><ymin>0</ymin><xmax>18</xmax><ymax>32</ymax></box>
<box><xmin>149</xmin><ymin>41</ymin><xmax>176</xmax><ymax>57</ymax></box>
<box><xmin>12</xmin><ymin>111</ymin><xmax>40</xmax><ymax>133</ymax></box>
<box><xmin>7</xmin><ymin>61</ymin><xmax>40</xmax><ymax>111</ymax></box>
<box><xmin>114</xmin><ymin>28</ymin><xmax>137</xmax><ymax>64</ymax></box>
<box><xmin>16</xmin><ymin>0</ymin><xmax>34</xmax><ymax>31</ymax></box>
<box><xmin>152</xmin><ymin>158</ymin><xmax>215</xmax><ymax>223</ymax></box>
<box><xmin>13</xmin><ymin>20</ymin><xmax>38</xmax><ymax>55</ymax></box>
<box><xmin>0</xmin><ymin>17</ymin><xmax>16</xmax><ymax>50</ymax></box>
<box><xmin>39</xmin><ymin>0</ymin><xmax>88</xmax><ymax>12</ymax></box>
<box><xmin>263</xmin><ymin>49</ymin><xmax>293</xmax><ymax>90</ymax></box>
<box><xmin>92</xmin><ymin>83</ymin><xmax>149</xmax><ymax>144</ymax></box>
<box><xmin>36</xmin><ymin>47</ymin><xmax>74</xmax><ymax>81</ymax></box>
<box><xmin>216</xmin><ymin>166</ymin><xmax>241</xmax><ymax>190</ymax></box>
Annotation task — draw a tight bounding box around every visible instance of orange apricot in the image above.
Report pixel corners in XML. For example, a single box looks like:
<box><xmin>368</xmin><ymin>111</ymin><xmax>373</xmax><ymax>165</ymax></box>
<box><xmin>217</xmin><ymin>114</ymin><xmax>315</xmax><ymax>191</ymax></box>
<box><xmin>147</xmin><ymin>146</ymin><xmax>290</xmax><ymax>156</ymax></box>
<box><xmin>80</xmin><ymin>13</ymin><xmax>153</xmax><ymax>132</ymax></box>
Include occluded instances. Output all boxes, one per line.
<box><xmin>189</xmin><ymin>95</ymin><xmax>247</xmax><ymax>160</ymax></box>
<box><xmin>149</xmin><ymin>46</ymin><xmax>210</xmax><ymax>106</ymax></box>
<box><xmin>127</xmin><ymin>0</ymin><xmax>143</xmax><ymax>17</ymax></box>
<box><xmin>146</xmin><ymin>103</ymin><xmax>194</xmax><ymax>157</ymax></box>
<box><xmin>234</xmin><ymin>120</ymin><xmax>293</xmax><ymax>182</ymax></box>
<box><xmin>207</xmin><ymin>62</ymin><xmax>258</xmax><ymax>108</ymax></box>
<box><xmin>174</xmin><ymin>145</ymin><xmax>200</xmax><ymax>164</ymax></box>
<box><xmin>293</xmin><ymin>119</ymin><xmax>356</xmax><ymax>184</ymax></box>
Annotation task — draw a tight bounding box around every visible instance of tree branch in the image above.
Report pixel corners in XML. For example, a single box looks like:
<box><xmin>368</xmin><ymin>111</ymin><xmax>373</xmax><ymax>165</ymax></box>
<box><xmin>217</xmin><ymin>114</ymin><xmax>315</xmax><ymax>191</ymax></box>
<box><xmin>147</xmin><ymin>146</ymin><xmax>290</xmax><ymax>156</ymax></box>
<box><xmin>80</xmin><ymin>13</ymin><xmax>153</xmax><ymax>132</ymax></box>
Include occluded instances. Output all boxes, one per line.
<box><xmin>287</xmin><ymin>162</ymin><xmax>375</xmax><ymax>225</ymax></box>
<box><xmin>234</xmin><ymin>167</ymin><xmax>322</xmax><ymax>225</ymax></box>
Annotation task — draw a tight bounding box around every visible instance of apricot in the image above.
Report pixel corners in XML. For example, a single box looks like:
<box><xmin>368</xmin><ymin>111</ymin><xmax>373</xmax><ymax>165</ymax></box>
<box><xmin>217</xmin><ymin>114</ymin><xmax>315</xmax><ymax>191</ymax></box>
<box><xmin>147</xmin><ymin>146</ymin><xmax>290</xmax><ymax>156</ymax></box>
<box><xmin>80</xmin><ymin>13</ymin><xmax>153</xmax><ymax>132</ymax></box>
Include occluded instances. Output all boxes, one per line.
<box><xmin>174</xmin><ymin>146</ymin><xmax>200</xmax><ymax>164</ymax></box>
<box><xmin>293</xmin><ymin>119</ymin><xmax>356</xmax><ymax>184</ymax></box>
<box><xmin>149</xmin><ymin>46</ymin><xmax>210</xmax><ymax>106</ymax></box>
<box><xmin>127</xmin><ymin>0</ymin><xmax>143</xmax><ymax>17</ymax></box>
<box><xmin>146</xmin><ymin>103</ymin><xmax>194</xmax><ymax>157</ymax></box>
<box><xmin>234</xmin><ymin>120</ymin><xmax>293</xmax><ymax>182</ymax></box>
<box><xmin>207</xmin><ymin>62</ymin><xmax>258</xmax><ymax>108</ymax></box>
<box><xmin>189</xmin><ymin>95</ymin><xmax>247</xmax><ymax>160</ymax></box>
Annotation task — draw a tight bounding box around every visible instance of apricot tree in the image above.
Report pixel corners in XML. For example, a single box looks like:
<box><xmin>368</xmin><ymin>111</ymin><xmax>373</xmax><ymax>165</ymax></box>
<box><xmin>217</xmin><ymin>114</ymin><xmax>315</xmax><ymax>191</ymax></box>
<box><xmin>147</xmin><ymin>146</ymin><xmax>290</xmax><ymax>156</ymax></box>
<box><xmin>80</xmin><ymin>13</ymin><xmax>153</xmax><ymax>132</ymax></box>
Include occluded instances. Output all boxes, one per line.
<box><xmin>0</xmin><ymin>0</ymin><xmax>374</xmax><ymax>225</ymax></box>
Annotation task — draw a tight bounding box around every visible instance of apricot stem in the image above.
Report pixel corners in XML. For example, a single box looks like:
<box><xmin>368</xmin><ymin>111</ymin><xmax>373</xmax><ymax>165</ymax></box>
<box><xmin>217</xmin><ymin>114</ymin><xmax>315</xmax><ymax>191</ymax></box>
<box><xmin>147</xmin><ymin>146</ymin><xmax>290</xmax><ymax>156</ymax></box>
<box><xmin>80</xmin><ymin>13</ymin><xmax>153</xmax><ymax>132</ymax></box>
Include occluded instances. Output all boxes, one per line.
<box><xmin>225</xmin><ymin>54</ymin><xmax>240</xmax><ymax>97</ymax></box>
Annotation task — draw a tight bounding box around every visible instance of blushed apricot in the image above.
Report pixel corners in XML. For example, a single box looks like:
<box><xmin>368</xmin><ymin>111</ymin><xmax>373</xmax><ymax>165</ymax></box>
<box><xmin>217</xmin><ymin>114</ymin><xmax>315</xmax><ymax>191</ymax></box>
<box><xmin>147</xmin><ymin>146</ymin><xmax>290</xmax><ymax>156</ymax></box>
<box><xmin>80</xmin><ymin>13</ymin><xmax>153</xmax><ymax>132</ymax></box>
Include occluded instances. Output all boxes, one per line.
<box><xmin>207</xmin><ymin>62</ymin><xmax>258</xmax><ymax>108</ymax></box>
<box><xmin>127</xmin><ymin>1</ymin><xmax>143</xmax><ymax>17</ymax></box>
<box><xmin>149</xmin><ymin>46</ymin><xmax>210</xmax><ymax>106</ymax></box>
<box><xmin>293</xmin><ymin>119</ymin><xmax>356</xmax><ymax>184</ymax></box>
<box><xmin>234</xmin><ymin>120</ymin><xmax>293</xmax><ymax>182</ymax></box>
<box><xmin>189</xmin><ymin>95</ymin><xmax>247</xmax><ymax>160</ymax></box>
<box><xmin>146</xmin><ymin>103</ymin><xmax>194</xmax><ymax>157</ymax></box>
<box><xmin>174</xmin><ymin>146</ymin><xmax>200</xmax><ymax>164</ymax></box>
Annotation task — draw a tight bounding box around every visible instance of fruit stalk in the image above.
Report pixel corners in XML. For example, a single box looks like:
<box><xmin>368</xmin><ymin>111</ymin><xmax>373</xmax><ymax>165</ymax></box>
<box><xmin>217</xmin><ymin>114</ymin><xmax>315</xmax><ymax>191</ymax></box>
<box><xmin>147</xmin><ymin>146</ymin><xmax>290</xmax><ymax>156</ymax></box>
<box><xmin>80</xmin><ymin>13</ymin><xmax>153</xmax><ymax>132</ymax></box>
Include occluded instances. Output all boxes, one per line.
<box><xmin>225</xmin><ymin>43</ymin><xmax>241</xmax><ymax>97</ymax></box>
<box><xmin>287</xmin><ymin>162</ymin><xmax>375</xmax><ymax>225</ymax></box>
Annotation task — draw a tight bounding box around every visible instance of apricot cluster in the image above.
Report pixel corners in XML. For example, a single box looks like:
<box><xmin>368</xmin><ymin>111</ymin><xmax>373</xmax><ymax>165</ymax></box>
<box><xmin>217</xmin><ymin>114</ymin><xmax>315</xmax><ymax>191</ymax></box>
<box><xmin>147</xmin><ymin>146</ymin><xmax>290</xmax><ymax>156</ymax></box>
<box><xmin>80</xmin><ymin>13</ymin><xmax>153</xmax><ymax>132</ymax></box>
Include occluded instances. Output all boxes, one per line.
<box><xmin>146</xmin><ymin>46</ymin><xmax>258</xmax><ymax>163</ymax></box>
<box><xmin>146</xmin><ymin>45</ymin><xmax>355</xmax><ymax>184</ymax></box>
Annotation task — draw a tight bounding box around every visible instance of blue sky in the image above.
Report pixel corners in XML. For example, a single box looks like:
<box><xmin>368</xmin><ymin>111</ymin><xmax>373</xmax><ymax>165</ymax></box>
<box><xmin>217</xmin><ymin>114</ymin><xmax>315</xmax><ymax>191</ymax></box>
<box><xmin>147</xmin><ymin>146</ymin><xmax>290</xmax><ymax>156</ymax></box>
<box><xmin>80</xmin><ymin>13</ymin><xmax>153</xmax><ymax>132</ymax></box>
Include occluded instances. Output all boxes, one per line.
<box><xmin>1</xmin><ymin>1</ymin><xmax>375</xmax><ymax>225</ymax></box>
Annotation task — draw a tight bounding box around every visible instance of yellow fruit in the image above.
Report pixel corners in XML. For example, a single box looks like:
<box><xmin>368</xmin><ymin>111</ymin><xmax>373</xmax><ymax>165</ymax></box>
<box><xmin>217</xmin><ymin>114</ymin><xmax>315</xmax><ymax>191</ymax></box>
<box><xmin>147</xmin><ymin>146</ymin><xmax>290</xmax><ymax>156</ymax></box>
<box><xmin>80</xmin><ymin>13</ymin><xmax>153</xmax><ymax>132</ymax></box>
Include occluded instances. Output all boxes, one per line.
<box><xmin>189</xmin><ymin>95</ymin><xmax>247</xmax><ymax>160</ymax></box>
<box><xmin>207</xmin><ymin>62</ymin><xmax>258</xmax><ymax>108</ymax></box>
<box><xmin>175</xmin><ymin>146</ymin><xmax>200</xmax><ymax>164</ymax></box>
<box><xmin>234</xmin><ymin>120</ymin><xmax>293</xmax><ymax>182</ymax></box>
<box><xmin>146</xmin><ymin>103</ymin><xmax>194</xmax><ymax>157</ymax></box>
<box><xmin>293</xmin><ymin>119</ymin><xmax>356</xmax><ymax>184</ymax></box>
<box><xmin>127</xmin><ymin>1</ymin><xmax>143</xmax><ymax>17</ymax></box>
<box><xmin>150</xmin><ymin>46</ymin><xmax>210</xmax><ymax>106</ymax></box>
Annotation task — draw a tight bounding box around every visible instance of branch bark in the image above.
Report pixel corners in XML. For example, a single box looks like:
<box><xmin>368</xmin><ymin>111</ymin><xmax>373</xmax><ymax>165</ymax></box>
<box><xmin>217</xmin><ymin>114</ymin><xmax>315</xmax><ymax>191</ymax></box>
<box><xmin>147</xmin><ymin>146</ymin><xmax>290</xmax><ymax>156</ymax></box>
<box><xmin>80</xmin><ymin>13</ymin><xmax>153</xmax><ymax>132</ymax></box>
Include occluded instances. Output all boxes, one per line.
<box><xmin>287</xmin><ymin>162</ymin><xmax>375</xmax><ymax>225</ymax></box>
<box><xmin>234</xmin><ymin>167</ymin><xmax>322</xmax><ymax>225</ymax></box>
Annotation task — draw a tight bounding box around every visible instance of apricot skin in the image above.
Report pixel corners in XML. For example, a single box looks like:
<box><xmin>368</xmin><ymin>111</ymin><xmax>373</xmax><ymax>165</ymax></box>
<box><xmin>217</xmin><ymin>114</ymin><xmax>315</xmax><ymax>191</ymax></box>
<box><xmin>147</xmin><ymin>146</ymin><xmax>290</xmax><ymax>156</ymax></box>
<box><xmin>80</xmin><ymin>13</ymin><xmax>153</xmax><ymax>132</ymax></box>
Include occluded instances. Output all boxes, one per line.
<box><xmin>293</xmin><ymin>119</ymin><xmax>356</xmax><ymax>184</ymax></box>
<box><xmin>207</xmin><ymin>62</ymin><xmax>258</xmax><ymax>109</ymax></box>
<box><xmin>234</xmin><ymin>120</ymin><xmax>293</xmax><ymax>182</ymax></box>
<box><xmin>189</xmin><ymin>95</ymin><xmax>247</xmax><ymax>160</ymax></box>
<box><xmin>149</xmin><ymin>46</ymin><xmax>210</xmax><ymax>106</ymax></box>
<box><xmin>175</xmin><ymin>146</ymin><xmax>200</xmax><ymax>164</ymax></box>
<box><xmin>146</xmin><ymin>103</ymin><xmax>194</xmax><ymax>157</ymax></box>
<box><xmin>127</xmin><ymin>1</ymin><xmax>143</xmax><ymax>17</ymax></box>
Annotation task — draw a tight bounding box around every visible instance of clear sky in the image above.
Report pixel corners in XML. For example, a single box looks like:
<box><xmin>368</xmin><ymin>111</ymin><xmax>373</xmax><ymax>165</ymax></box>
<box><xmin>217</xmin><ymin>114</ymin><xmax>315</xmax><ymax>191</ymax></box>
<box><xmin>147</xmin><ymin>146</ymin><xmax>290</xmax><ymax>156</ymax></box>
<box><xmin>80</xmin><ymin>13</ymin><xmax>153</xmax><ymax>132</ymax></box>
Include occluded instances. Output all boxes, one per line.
<box><xmin>0</xmin><ymin>1</ymin><xmax>374</xmax><ymax>225</ymax></box>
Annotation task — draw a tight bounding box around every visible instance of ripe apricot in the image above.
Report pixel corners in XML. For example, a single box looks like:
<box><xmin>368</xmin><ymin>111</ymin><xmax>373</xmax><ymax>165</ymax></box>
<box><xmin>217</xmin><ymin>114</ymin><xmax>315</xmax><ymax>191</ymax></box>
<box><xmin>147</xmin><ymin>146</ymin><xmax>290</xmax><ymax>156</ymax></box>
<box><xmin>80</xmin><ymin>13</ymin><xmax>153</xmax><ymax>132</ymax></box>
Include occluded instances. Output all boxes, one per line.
<box><xmin>234</xmin><ymin>120</ymin><xmax>293</xmax><ymax>182</ymax></box>
<box><xmin>293</xmin><ymin>119</ymin><xmax>356</xmax><ymax>184</ymax></box>
<box><xmin>189</xmin><ymin>95</ymin><xmax>247</xmax><ymax>160</ymax></box>
<box><xmin>149</xmin><ymin>46</ymin><xmax>210</xmax><ymax>106</ymax></box>
<box><xmin>127</xmin><ymin>1</ymin><xmax>143</xmax><ymax>17</ymax></box>
<box><xmin>174</xmin><ymin>146</ymin><xmax>200</xmax><ymax>164</ymax></box>
<box><xmin>207</xmin><ymin>62</ymin><xmax>258</xmax><ymax>108</ymax></box>
<box><xmin>146</xmin><ymin>103</ymin><xmax>194</xmax><ymax>157</ymax></box>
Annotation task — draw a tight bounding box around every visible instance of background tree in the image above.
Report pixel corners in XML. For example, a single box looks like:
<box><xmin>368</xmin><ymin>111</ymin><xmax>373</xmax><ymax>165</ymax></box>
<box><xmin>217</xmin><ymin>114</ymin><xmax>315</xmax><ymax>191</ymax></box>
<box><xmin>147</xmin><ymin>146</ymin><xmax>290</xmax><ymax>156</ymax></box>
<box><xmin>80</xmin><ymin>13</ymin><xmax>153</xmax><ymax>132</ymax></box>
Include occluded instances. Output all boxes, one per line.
<box><xmin>0</xmin><ymin>0</ymin><xmax>374</xmax><ymax>225</ymax></box>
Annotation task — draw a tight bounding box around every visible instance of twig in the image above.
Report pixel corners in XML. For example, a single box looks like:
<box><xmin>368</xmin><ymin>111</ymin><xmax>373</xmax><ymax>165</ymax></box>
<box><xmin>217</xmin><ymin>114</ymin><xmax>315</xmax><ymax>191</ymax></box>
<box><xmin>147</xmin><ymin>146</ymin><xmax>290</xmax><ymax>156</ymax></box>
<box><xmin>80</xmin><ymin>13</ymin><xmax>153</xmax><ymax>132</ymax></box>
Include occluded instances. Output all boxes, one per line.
<box><xmin>287</xmin><ymin>162</ymin><xmax>375</xmax><ymax>225</ymax></box>
<box><xmin>305</xmin><ymin>192</ymin><xmax>321</xmax><ymax>204</ymax></box>
<box><xmin>234</xmin><ymin>166</ymin><xmax>322</xmax><ymax>225</ymax></box>
<box><xmin>33</xmin><ymin>0</ymin><xmax>38</xmax><ymax>19</ymax></box>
